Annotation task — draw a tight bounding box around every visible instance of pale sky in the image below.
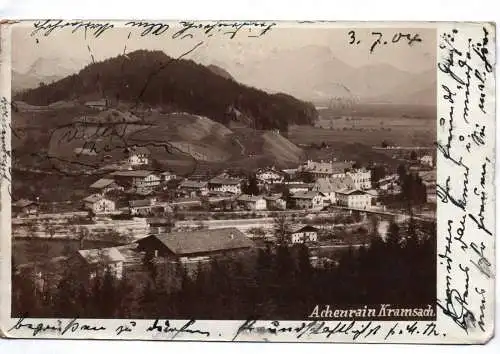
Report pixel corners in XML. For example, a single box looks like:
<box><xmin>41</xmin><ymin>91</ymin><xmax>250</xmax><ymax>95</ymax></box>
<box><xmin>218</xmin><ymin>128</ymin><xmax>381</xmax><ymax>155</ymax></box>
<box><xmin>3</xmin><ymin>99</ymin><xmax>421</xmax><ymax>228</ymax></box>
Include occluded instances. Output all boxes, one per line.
<box><xmin>11</xmin><ymin>21</ymin><xmax>436</xmax><ymax>75</ymax></box>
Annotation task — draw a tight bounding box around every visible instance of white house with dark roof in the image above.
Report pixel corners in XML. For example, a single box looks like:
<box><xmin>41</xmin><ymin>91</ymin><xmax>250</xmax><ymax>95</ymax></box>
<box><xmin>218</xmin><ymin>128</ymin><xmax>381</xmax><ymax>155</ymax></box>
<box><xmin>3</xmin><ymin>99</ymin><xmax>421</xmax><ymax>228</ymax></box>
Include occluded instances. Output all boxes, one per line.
<box><xmin>178</xmin><ymin>180</ymin><xmax>209</xmax><ymax>197</ymax></box>
<box><xmin>83</xmin><ymin>194</ymin><xmax>116</xmax><ymax>214</ymax></box>
<box><xmin>136</xmin><ymin>228</ymin><xmax>254</xmax><ymax>264</ymax></box>
<box><xmin>160</xmin><ymin>171</ymin><xmax>176</xmax><ymax>182</ymax></box>
<box><xmin>290</xmin><ymin>191</ymin><xmax>325</xmax><ymax>210</ymax></box>
<box><xmin>208</xmin><ymin>175</ymin><xmax>242</xmax><ymax>194</ymax></box>
<box><xmin>76</xmin><ymin>247</ymin><xmax>125</xmax><ymax>279</ymax></box>
<box><xmin>110</xmin><ymin>170</ymin><xmax>160</xmax><ymax>189</ymax></box>
<box><xmin>127</xmin><ymin>146</ymin><xmax>150</xmax><ymax>166</ymax></box>
<box><xmin>336</xmin><ymin>189</ymin><xmax>372</xmax><ymax>209</ymax></box>
<box><xmin>290</xmin><ymin>225</ymin><xmax>319</xmax><ymax>244</ymax></box>
<box><xmin>89</xmin><ymin>178</ymin><xmax>124</xmax><ymax>194</ymax></box>
<box><xmin>256</xmin><ymin>167</ymin><xmax>284</xmax><ymax>185</ymax></box>
<box><xmin>237</xmin><ymin>194</ymin><xmax>267</xmax><ymax>210</ymax></box>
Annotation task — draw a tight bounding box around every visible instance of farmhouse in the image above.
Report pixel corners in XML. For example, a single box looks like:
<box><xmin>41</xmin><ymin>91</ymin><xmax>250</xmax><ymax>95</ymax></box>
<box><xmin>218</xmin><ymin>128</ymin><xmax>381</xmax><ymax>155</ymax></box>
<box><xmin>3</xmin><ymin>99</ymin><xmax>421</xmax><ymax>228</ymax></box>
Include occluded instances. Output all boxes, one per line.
<box><xmin>208</xmin><ymin>176</ymin><xmax>242</xmax><ymax>194</ymax></box>
<box><xmin>311</xmin><ymin>176</ymin><xmax>355</xmax><ymax>205</ymax></box>
<box><xmin>290</xmin><ymin>225</ymin><xmax>319</xmax><ymax>244</ymax></box>
<box><xmin>84</xmin><ymin>98</ymin><xmax>110</xmax><ymax>111</ymax></box>
<box><xmin>136</xmin><ymin>228</ymin><xmax>254</xmax><ymax>264</ymax></box>
<box><xmin>178</xmin><ymin>180</ymin><xmax>209</xmax><ymax>197</ymax></box>
<box><xmin>160</xmin><ymin>171</ymin><xmax>176</xmax><ymax>182</ymax></box>
<box><xmin>129</xmin><ymin>198</ymin><xmax>164</xmax><ymax>216</ymax></box>
<box><xmin>75</xmin><ymin>247</ymin><xmax>125</xmax><ymax>280</ymax></box>
<box><xmin>127</xmin><ymin>146</ymin><xmax>150</xmax><ymax>166</ymax></box>
<box><xmin>83</xmin><ymin>194</ymin><xmax>116</xmax><ymax>214</ymax></box>
<box><xmin>263</xmin><ymin>194</ymin><xmax>287</xmax><ymax>210</ymax></box>
<box><xmin>12</xmin><ymin>199</ymin><xmax>39</xmax><ymax>216</ymax></box>
<box><xmin>110</xmin><ymin>170</ymin><xmax>161</xmax><ymax>189</ymax></box>
<box><xmin>89</xmin><ymin>178</ymin><xmax>124</xmax><ymax>194</ymax></box>
<box><xmin>290</xmin><ymin>191</ymin><xmax>325</xmax><ymax>210</ymax></box>
<box><xmin>301</xmin><ymin>160</ymin><xmax>354</xmax><ymax>179</ymax></box>
<box><xmin>336</xmin><ymin>189</ymin><xmax>372</xmax><ymax>209</ymax></box>
<box><xmin>256</xmin><ymin>167</ymin><xmax>284</xmax><ymax>185</ymax></box>
<box><xmin>237</xmin><ymin>194</ymin><xmax>267</xmax><ymax>211</ymax></box>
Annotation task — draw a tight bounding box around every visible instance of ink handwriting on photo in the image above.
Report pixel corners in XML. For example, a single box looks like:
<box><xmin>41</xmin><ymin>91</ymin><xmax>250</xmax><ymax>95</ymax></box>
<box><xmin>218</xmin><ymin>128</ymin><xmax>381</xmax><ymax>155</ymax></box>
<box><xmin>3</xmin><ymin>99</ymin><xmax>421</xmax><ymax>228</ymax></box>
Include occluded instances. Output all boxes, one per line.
<box><xmin>436</xmin><ymin>26</ymin><xmax>493</xmax><ymax>335</ymax></box>
<box><xmin>31</xmin><ymin>19</ymin><xmax>276</xmax><ymax>41</ymax></box>
<box><xmin>347</xmin><ymin>30</ymin><xmax>422</xmax><ymax>53</ymax></box>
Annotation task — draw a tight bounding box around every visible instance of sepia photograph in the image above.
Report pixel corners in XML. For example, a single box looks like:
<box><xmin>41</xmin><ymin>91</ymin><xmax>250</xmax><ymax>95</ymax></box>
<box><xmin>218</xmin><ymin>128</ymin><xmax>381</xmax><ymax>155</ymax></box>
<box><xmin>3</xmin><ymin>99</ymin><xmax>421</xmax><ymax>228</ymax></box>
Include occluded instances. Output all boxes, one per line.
<box><xmin>8</xmin><ymin>22</ymin><xmax>439</xmax><ymax>322</ymax></box>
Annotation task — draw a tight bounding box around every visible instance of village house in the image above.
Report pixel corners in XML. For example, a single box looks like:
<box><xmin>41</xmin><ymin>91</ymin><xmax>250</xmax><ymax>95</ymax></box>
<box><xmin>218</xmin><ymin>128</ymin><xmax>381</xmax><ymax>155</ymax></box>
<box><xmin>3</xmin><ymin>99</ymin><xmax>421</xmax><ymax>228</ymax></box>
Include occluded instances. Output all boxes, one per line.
<box><xmin>178</xmin><ymin>180</ymin><xmax>209</xmax><ymax>197</ymax></box>
<box><xmin>300</xmin><ymin>160</ymin><xmax>354</xmax><ymax>179</ymax></box>
<box><xmin>84</xmin><ymin>98</ymin><xmax>110</xmax><ymax>111</ymax></box>
<box><xmin>290</xmin><ymin>191</ymin><xmax>325</xmax><ymax>210</ymax></box>
<box><xmin>148</xmin><ymin>217</ymin><xmax>174</xmax><ymax>234</ymax></box>
<box><xmin>256</xmin><ymin>167</ymin><xmax>284</xmax><ymax>185</ymax></box>
<box><xmin>346</xmin><ymin>169</ymin><xmax>372</xmax><ymax>190</ymax></box>
<box><xmin>127</xmin><ymin>146</ymin><xmax>150</xmax><ymax>166</ymax></box>
<box><xmin>311</xmin><ymin>175</ymin><xmax>355</xmax><ymax>205</ymax></box>
<box><xmin>170</xmin><ymin>197</ymin><xmax>202</xmax><ymax>209</ymax></box>
<box><xmin>110</xmin><ymin>170</ymin><xmax>161</xmax><ymax>190</ymax></box>
<box><xmin>83</xmin><ymin>194</ymin><xmax>116</xmax><ymax>214</ymax></box>
<box><xmin>420</xmin><ymin>155</ymin><xmax>434</xmax><ymax>167</ymax></box>
<box><xmin>290</xmin><ymin>225</ymin><xmax>319</xmax><ymax>244</ymax></box>
<box><xmin>89</xmin><ymin>178</ymin><xmax>124</xmax><ymax>195</ymax></box>
<box><xmin>74</xmin><ymin>247</ymin><xmax>125</xmax><ymax>280</ymax></box>
<box><xmin>128</xmin><ymin>198</ymin><xmax>164</xmax><ymax>216</ymax></box>
<box><xmin>336</xmin><ymin>189</ymin><xmax>372</xmax><ymax>209</ymax></box>
<box><xmin>419</xmin><ymin>170</ymin><xmax>437</xmax><ymax>203</ymax></box>
<box><xmin>208</xmin><ymin>175</ymin><xmax>242</xmax><ymax>194</ymax></box>
<box><xmin>237</xmin><ymin>194</ymin><xmax>267</xmax><ymax>211</ymax></box>
<box><xmin>12</xmin><ymin>199</ymin><xmax>39</xmax><ymax>216</ymax></box>
<box><xmin>160</xmin><ymin>171</ymin><xmax>176</xmax><ymax>182</ymax></box>
<box><xmin>136</xmin><ymin>228</ymin><xmax>254</xmax><ymax>264</ymax></box>
<box><xmin>263</xmin><ymin>194</ymin><xmax>287</xmax><ymax>210</ymax></box>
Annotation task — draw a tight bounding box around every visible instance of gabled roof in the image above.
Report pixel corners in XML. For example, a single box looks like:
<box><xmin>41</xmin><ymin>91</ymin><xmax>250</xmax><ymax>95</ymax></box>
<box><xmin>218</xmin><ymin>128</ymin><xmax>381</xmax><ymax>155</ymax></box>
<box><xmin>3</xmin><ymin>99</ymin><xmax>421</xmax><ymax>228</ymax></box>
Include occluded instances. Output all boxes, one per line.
<box><xmin>143</xmin><ymin>228</ymin><xmax>254</xmax><ymax>256</ymax></box>
<box><xmin>160</xmin><ymin>171</ymin><xmax>175</xmax><ymax>176</ymax></box>
<box><xmin>290</xmin><ymin>191</ymin><xmax>323</xmax><ymax>199</ymax></box>
<box><xmin>83</xmin><ymin>194</ymin><xmax>111</xmax><ymax>203</ymax></box>
<box><xmin>263</xmin><ymin>193</ymin><xmax>283</xmax><ymax>201</ymax></box>
<box><xmin>209</xmin><ymin>176</ymin><xmax>242</xmax><ymax>185</ymax></box>
<box><xmin>110</xmin><ymin>170</ymin><xmax>154</xmax><ymax>178</ymax></box>
<box><xmin>78</xmin><ymin>247</ymin><xmax>125</xmax><ymax>264</ymax></box>
<box><xmin>336</xmin><ymin>189</ymin><xmax>368</xmax><ymax>196</ymax></box>
<box><xmin>179</xmin><ymin>180</ymin><xmax>208</xmax><ymax>189</ymax></box>
<box><xmin>90</xmin><ymin>178</ymin><xmax>116</xmax><ymax>189</ymax></box>
<box><xmin>237</xmin><ymin>194</ymin><xmax>265</xmax><ymax>203</ymax></box>
<box><xmin>129</xmin><ymin>199</ymin><xmax>153</xmax><ymax>208</ymax></box>
<box><xmin>291</xmin><ymin>224</ymin><xmax>319</xmax><ymax>233</ymax></box>
<box><xmin>128</xmin><ymin>146</ymin><xmax>150</xmax><ymax>155</ymax></box>
<box><xmin>12</xmin><ymin>199</ymin><xmax>37</xmax><ymax>208</ymax></box>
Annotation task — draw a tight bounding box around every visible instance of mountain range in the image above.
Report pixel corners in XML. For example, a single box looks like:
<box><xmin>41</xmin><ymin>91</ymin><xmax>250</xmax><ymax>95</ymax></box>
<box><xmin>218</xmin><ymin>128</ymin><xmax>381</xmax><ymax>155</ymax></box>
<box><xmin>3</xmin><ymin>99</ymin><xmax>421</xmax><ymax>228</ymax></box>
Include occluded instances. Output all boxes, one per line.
<box><xmin>12</xmin><ymin>57</ymin><xmax>88</xmax><ymax>93</ymax></box>
<box><xmin>195</xmin><ymin>44</ymin><xmax>436</xmax><ymax>106</ymax></box>
<box><xmin>15</xmin><ymin>50</ymin><xmax>318</xmax><ymax>131</ymax></box>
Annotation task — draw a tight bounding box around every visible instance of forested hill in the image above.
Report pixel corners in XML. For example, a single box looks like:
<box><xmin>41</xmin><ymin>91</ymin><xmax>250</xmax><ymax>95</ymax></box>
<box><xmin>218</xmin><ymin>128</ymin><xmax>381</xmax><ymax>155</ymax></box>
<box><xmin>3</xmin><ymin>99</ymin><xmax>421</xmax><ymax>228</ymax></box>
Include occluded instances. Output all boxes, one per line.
<box><xmin>16</xmin><ymin>50</ymin><xmax>318</xmax><ymax>131</ymax></box>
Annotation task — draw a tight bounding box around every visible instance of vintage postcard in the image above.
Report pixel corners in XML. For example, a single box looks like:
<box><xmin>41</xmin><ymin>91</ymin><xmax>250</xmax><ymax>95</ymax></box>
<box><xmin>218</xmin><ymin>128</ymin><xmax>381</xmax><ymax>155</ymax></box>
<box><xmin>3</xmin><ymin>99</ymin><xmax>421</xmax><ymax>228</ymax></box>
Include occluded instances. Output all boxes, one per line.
<box><xmin>0</xmin><ymin>20</ymin><xmax>495</xmax><ymax>343</ymax></box>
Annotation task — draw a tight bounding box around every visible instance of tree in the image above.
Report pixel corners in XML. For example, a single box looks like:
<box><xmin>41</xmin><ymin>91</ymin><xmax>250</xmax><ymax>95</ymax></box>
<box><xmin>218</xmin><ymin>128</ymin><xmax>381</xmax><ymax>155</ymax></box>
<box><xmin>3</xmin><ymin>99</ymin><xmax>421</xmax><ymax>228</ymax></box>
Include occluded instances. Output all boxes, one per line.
<box><xmin>410</xmin><ymin>150</ymin><xmax>418</xmax><ymax>160</ymax></box>
<box><xmin>298</xmin><ymin>171</ymin><xmax>315</xmax><ymax>183</ymax></box>
<box><xmin>77</xmin><ymin>227</ymin><xmax>90</xmax><ymax>249</ymax></box>
<box><xmin>242</xmin><ymin>174</ymin><xmax>259</xmax><ymax>195</ymax></box>
<box><xmin>273</xmin><ymin>215</ymin><xmax>291</xmax><ymax>246</ymax></box>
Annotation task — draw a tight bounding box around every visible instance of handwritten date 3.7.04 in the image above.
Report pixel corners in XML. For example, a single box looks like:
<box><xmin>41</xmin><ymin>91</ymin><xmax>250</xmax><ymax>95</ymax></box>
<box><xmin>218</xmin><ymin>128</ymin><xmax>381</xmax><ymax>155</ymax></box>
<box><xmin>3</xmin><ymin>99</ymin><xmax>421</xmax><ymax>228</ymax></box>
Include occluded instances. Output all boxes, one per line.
<box><xmin>348</xmin><ymin>30</ymin><xmax>422</xmax><ymax>53</ymax></box>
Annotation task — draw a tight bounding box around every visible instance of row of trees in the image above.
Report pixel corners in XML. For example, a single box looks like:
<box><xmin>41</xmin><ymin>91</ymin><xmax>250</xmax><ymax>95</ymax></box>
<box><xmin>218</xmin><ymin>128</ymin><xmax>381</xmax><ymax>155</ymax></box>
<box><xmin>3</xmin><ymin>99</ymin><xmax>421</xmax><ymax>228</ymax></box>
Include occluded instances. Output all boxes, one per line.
<box><xmin>12</xmin><ymin>217</ymin><xmax>436</xmax><ymax>319</ymax></box>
